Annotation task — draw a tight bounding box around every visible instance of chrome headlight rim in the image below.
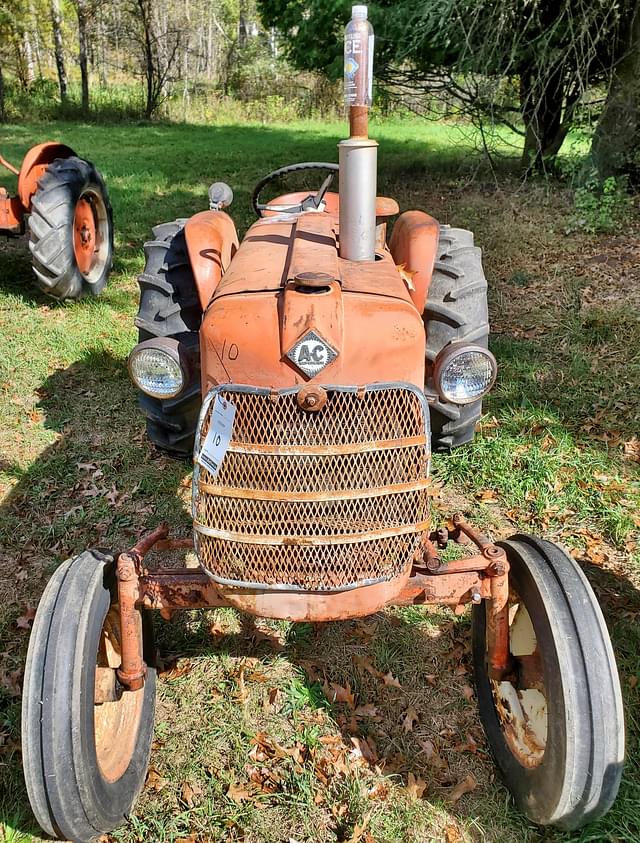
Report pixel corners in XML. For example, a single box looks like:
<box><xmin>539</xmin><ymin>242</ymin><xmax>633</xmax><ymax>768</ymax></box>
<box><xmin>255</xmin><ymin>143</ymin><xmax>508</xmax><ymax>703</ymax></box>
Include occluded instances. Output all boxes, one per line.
<box><xmin>128</xmin><ymin>338</ymin><xmax>188</xmax><ymax>400</ymax></box>
<box><xmin>433</xmin><ymin>343</ymin><xmax>497</xmax><ymax>406</ymax></box>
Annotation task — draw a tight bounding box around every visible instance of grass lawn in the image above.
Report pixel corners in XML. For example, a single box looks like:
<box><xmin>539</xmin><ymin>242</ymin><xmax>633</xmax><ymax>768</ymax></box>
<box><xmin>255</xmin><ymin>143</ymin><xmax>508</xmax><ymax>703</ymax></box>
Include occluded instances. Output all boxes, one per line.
<box><xmin>0</xmin><ymin>115</ymin><xmax>639</xmax><ymax>843</ymax></box>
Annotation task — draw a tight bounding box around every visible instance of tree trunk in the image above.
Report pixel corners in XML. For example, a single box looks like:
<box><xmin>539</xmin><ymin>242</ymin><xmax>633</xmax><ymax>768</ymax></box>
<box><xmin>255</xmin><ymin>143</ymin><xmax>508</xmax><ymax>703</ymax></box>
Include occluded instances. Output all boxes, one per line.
<box><xmin>51</xmin><ymin>0</ymin><xmax>68</xmax><ymax>102</ymax></box>
<box><xmin>76</xmin><ymin>0</ymin><xmax>90</xmax><ymax>114</ymax></box>
<box><xmin>22</xmin><ymin>30</ymin><xmax>35</xmax><ymax>85</ymax></box>
<box><xmin>591</xmin><ymin>4</ymin><xmax>640</xmax><ymax>183</ymax></box>
<box><xmin>520</xmin><ymin>64</ymin><xmax>568</xmax><ymax>174</ymax></box>
<box><xmin>0</xmin><ymin>64</ymin><xmax>5</xmax><ymax>123</ymax></box>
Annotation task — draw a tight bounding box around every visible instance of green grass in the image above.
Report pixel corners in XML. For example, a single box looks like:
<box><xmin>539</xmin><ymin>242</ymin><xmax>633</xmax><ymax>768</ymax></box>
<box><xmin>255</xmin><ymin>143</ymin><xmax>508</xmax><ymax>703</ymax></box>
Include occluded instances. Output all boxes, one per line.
<box><xmin>0</xmin><ymin>115</ymin><xmax>639</xmax><ymax>842</ymax></box>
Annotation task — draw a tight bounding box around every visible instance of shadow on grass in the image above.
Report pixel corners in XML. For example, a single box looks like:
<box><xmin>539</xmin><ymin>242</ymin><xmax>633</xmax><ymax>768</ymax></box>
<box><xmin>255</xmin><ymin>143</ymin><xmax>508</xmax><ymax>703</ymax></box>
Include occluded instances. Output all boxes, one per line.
<box><xmin>0</xmin><ymin>352</ymin><xmax>639</xmax><ymax>842</ymax></box>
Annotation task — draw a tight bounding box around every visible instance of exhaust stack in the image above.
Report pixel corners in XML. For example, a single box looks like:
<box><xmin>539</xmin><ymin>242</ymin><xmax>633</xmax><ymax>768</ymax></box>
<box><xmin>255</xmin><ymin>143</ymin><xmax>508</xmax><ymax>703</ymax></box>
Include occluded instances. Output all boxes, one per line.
<box><xmin>339</xmin><ymin>5</ymin><xmax>377</xmax><ymax>263</ymax></box>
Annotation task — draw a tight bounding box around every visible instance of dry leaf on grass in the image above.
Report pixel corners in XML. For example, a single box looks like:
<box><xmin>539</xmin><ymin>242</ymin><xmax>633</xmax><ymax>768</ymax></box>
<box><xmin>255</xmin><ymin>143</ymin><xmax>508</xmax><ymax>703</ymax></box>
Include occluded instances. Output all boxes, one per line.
<box><xmin>624</xmin><ymin>438</ymin><xmax>640</xmax><ymax>462</ymax></box>
<box><xmin>418</xmin><ymin>738</ymin><xmax>447</xmax><ymax>769</ymax></box>
<box><xmin>348</xmin><ymin>811</ymin><xmax>372</xmax><ymax>842</ymax></box>
<box><xmin>354</xmin><ymin>703</ymin><xmax>380</xmax><ymax>719</ymax></box>
<box><xmin>446</xmin><ymin>774</ymin><xmax>478</xmax><ymax>804</ymax></box>
<box><xmin>145</xmin><ymin>767</ymin><xmax>168</xmax><ymax>792</ymax></box>
<box><xmin>406</xmin><ymin>772</ymin><xmax>428</xmax><ymax>799</ymax></box>
<box><xmin>402</xmin><ymin>705</ymin><xmax>419</xmax><ymax>732</ymax></box>
<box><xmin>180</xmin><ymin>781</ymin><xmax>202</xmax><ymax>807</ymax></box>
<box><xmin>323</xmin><ymin>679</ymin><xmax>355</xmax><ymax>708</ymax></box>
<box><xmin>461</xmin><ymin>684</ymin><xmax>474</xmax><ymax>701</ymax></box>
<box><xmin>382</xmin><ymin>671</ymin><xmax>402</xmax><ymax>689</ymax></box>
<box><xmin>15</xmin><ymin>606</ymin><xmax>36</xmax><ymax>630</ymax></box>
<box><xmin>227</xmin><ymin>781</ymin><xmax>253</xmax><ymax>803</ymax></box>
<box><xmin>444</xmin><ymin>821</ymin><xmax>464</xmax><ymax>843</ymax></box>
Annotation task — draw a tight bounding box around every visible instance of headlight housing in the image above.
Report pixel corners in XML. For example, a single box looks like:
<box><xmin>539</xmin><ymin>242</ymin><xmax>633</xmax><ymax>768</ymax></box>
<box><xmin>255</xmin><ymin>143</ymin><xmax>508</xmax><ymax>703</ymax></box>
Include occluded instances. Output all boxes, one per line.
<box><xmin>129</xmin><ymin>339</ymin><xmax>186</xmax><ymax>399</ymax></box>
<box><xmin>433</xmin><ymin>344</ymin><xmax>497</xmax><ymax>405</ymax></box>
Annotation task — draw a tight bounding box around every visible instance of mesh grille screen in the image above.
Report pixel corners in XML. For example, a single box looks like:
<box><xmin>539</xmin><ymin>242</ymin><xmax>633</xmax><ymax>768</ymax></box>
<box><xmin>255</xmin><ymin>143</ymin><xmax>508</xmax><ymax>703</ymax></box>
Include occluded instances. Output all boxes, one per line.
<box><xmin>194</xmin><ymin>386</ymin><xmax>430</xmax><ymax>590</ymax></box>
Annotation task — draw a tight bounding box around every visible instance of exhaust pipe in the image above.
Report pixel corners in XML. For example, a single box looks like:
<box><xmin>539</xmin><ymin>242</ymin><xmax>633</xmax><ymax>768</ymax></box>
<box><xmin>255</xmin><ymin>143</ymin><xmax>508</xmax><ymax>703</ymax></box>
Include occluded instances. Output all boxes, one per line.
<box><xmin>339</xmin><ymin>5</ymin><xmax>377</xmax><ymax>263</ymax></box>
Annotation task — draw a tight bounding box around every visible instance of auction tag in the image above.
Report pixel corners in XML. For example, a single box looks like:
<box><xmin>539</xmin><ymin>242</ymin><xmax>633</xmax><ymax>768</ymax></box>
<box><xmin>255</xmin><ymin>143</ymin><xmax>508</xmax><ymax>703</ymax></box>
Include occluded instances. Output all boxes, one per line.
<box><xmin>197</xmin><ymin>395</ymin><xmax>236</xmax><ymax>476</ymax></box>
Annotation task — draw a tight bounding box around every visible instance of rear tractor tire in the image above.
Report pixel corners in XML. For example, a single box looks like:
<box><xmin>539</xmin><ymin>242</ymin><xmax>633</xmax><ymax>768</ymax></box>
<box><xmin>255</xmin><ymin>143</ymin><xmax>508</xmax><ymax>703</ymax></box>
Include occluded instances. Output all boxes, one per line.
<box><xmin>135</xmin><ymin>220</ymin><xmax>202</xmax><ymax>457</ymax></box>
<box><xmin>425</xmin><ymin>225</ymin><xmax>489</xmax><ymax>450</ymax></box>
<box><xmin>472</xmin><ymin>536</ymin><xmax>624</xmax><ymax>829</ymax></box>
<box><xmin>22</xmin><ymin>550</ymin><xmax>156</xmax><ymax>842</ymax></box>
<box><xmin>27</xmin><ymin>156</ymin><xmax>113</xmax><ymax>300</ymax></box>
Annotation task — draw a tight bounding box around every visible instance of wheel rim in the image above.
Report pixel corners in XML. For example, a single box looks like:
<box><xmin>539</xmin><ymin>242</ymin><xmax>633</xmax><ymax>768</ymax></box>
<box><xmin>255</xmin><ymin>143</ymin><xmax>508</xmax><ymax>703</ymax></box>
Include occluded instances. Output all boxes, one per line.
<box><xmin>73</xmin><ymin>188</ymin><xmax>110</xmax><ymax>283</ymax></box>
<box><xmin>490</xmin><ymin>595</ymin><xmax>548</xmax><ymax>768</ymax></box>
<box><xmin>93</xmin><ymin>608</ymin><xmax>144</xmax><ymax>783</ymax></box>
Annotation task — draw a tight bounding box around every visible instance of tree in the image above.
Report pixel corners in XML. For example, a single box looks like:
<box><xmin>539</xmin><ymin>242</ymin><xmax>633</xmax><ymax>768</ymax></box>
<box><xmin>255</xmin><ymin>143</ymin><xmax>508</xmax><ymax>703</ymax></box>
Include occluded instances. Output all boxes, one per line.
<box><xmin>133</xmin><ymin>0</ymin><xmax>181</xmax><ymax>118</ymax></box>
<box><xmin>258</xmin><ymin>0</ymin><xmax>627</xmax><ymax>173</ymax></box>
<box><xmin>591</xmin><ymin>3</ymin><xmax>640</xmax><ymax>183</ymax></box>
<box><xmin>50</xmin><ymin>0</ymin><xmax>68</xmax><ymax>103</ymax></box>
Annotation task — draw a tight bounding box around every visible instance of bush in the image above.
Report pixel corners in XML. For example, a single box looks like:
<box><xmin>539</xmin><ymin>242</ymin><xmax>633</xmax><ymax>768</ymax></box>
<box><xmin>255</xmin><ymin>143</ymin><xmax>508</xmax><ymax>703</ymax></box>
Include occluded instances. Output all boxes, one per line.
<box><xmin>568</xmin><ymin>171</ymin><xmax>633</xmax><ymax>234</ymax></box>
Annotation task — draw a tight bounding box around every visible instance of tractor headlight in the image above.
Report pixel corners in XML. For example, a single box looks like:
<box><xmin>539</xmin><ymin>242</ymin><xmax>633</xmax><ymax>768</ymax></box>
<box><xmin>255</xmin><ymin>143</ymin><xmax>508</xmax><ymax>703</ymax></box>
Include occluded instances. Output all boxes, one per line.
<box><xmin>129</xmin><ymin>339</ymin><xmax>186</xmax><ymax>399</ymax></box>
<box><xmin>434</xmin><ymin>344</ymin><xmax>497</xmax><ymax>405</ymax></box>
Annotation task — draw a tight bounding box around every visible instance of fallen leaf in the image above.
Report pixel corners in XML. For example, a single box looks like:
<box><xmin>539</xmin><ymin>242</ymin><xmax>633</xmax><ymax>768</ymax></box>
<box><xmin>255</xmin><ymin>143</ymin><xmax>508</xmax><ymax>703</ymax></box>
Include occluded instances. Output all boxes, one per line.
<box><xmin>402</xmin><ymin>705</ymin><xmax>419</xmax><ymax>733</ymax></box>
<box><xmin>406</xmin><ymin>771</ymin><xmax>428</xmax><ymax>799</ymax></box>
<box><xmin>227</xmin><ymin>781</ymin><xmax>252</xmax><ymax>803</ymax></box>
<box><xmin>444</xmin><ymin>821</ymin><xmax>463</xmax><ymax>843</ymax></box>
<box><xmin>350</xmin><ymin>735</ymin><xmax>377</xmax><ymax>764</ymax></box>
<box><xmin>396</xmin><ymin>263</ymin><xmax>417</xmax><ymax>292</ymax></box>
<box><xmin>348</xmin><ymin>811</ymin><xmax>372</xmax><ymax>842</ymax></box>
<box><xmin>323</xmin><ymin>680</ymin><xmax>355</xmax><ymax>708</ymax></box>
<box><xmin>180</xmin><ymin>781</ymin><xmax>202</xmax><ymax>807</ymax></box>
<box><xmin>15</xmin><ymin>606</ymin><xmax>36</xmax><ymax>630</ymax></box>
<box><xmin>418</xmin><ymin>738</ymin><xmax>447</xmax><ymax>769</ymax></box>
<box><xmin>354</xmin><ymin>703</ymin><xmax>380</xmax><ymax>719</ymax></box>
<box><xmin>624</xmin><ymin>438</ymin><xmax>640</xmax><ymax>462</ymax></box>
<box><xmin>382</xmin><ymin>671</ymin><xmax>402</xmax><ymax>689</ymax></box>
<box><xmin>145</xmin><ymin>767</ymin><xmax>168</xmax><ymax>791</ymax></box>
<box><xmin>461</xmin><ymin>684</ymin><xmax>474</xmax><ymax>701</ymax></box>
<box><xmin>446</xmin><ymin>774</ymin><xmax>477</xmax><ymax>804</ymax></box>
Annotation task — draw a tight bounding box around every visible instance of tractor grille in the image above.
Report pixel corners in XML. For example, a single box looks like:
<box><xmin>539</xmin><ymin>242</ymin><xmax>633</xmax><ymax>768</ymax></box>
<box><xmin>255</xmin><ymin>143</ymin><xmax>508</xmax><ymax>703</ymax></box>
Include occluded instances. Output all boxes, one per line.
<box><xmin>193</xmin><ymin>385</ymin><xmax>431</xmax><ymax>591</ymax></box>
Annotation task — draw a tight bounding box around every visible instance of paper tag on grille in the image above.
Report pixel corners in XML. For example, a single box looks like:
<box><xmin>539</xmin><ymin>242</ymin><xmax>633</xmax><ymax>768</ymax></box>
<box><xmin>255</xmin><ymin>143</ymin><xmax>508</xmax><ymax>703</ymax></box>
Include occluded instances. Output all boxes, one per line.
<box><xmin>197</xmin><ymin>396</ymin><xmax>236</xmax><ymax>476</ymax></box>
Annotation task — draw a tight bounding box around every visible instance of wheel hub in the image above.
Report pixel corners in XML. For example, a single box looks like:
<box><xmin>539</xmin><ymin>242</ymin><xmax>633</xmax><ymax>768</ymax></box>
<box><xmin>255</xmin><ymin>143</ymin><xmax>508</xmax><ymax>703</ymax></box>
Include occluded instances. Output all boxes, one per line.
<box><xmin>73</xmin><ymin>195</ymin><xmax>97</xmax><ymax>276</ymax></box>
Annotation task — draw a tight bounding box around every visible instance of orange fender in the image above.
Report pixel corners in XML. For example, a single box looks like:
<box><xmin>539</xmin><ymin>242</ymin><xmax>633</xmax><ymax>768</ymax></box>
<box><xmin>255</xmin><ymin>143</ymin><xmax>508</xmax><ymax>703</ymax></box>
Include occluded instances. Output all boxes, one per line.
<box><xmin>18</xmin><ymin>142</ymin><xmax>76</xmax><ymax>210</ymax></box>
<box><xmin>389</xmin><ymin>211</ymin><xmax>440</xmax><ymax>313</ymax></box>
<box><xmin>184</xmin><ymin>210</ymin><xmax>239</xmax><ymax>311</ymax></box>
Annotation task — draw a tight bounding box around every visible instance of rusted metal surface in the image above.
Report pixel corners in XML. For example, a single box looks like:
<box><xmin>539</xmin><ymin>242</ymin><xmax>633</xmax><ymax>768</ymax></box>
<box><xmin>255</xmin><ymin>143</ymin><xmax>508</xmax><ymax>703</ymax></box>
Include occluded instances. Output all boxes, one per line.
<box><xmin>129</xmin><ymin>523</ymin><xmax>170</xmax><ymax>565</ymax></box>
<box><xmin>0</xmin><ymin>152</ymin><xmax>19</xmax><ymax>175</ymax></box>
<box><xmin>388</xmin><ymin>211</ymin><xmax>440</xmax><ymax>313</ymax></box>
<box><xmin>184</xmin><ymin>209</ymin><xmax>239</xmax><ymax>311</ymax></box>
<box><xmin>73</xmin><ymin>196</ymin><xmax>97</xmax><ymax>275</ymax></box>
<box><xmin>287</xmin><ymin>212</ymin><xmax>338</xmax><ymax>283</ymax></box>
<box><xmin>0</xmin><ymin>190</ymin><xmax>23</xmax><ymax>233</ymax></box>
<box><xmin>16</xmin><ymin>142</ymin><xmax>75</xmax><ymax>209</ymax></box>
<box><xmin>115</xmin><ymin>552</ymin><xmax>146</xmax><ymax>691</ymax></box>
<box><xmin>451</xmin><ymin>512</ymin><xmax>493</xmax><ymax>550</ymax></box>
<box><xmin>194</xmin><ymin>385</ymin><xmax>431</xmax><ymax>592</ymax></box>
<box><xmin>296</xmin><ymin>384</ymin><xmax>328</xmax><ymax>412</ymax></box>
<box><xmin>349</xmin><ymin>105</ymin><xmax>369</xmax><ymax>139</ymax></box>
<box><xmin>486</xmin><ymin>553</ymin><xmax>512</xmax><ymax>678</ymax></box>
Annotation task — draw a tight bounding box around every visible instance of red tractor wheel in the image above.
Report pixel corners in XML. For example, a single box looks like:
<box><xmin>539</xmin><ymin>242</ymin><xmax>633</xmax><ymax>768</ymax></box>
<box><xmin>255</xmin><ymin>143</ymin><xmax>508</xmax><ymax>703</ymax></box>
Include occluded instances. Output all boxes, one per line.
<box><xmin>27</xmin><ymin>157</ymin><xmax>113</xmax><ymax>300</ymax></box>
<box><xmin>472</xmin><ymin>536</ymin><xmax>624</xmax><ymax>829</ymax></box>
<box><xmin>22</xmin><ymin>550</ymin><xmax>156</xmax><ymax>841</ymax></box>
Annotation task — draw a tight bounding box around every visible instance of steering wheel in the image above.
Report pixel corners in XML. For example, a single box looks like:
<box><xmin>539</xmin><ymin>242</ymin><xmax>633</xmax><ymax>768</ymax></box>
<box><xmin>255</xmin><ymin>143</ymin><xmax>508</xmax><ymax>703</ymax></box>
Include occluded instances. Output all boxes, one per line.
<box><xmin>252</xmin><ymin>162</ymin><xmax>339</xmax><ymax>217</ymax></box>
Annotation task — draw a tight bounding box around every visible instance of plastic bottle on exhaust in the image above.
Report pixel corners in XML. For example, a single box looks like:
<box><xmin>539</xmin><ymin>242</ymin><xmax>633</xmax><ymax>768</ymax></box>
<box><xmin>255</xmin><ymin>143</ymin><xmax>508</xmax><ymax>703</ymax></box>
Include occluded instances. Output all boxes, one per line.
<box><xmin>344</xmin><ymin>5</ymin><xmax>374</xmax><ymax>108</ymax></box>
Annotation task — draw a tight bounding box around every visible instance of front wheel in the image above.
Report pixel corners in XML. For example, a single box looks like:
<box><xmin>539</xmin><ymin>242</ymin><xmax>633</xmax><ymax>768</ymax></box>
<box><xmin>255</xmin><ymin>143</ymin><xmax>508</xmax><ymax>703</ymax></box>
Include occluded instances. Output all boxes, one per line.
<box><xmin>472</xmin><ymin>536</ymin><xmax>624</xmax><ymax>829</ymax></box>
<box><xmin>22</xmin><ymin>550</ymin><xmax>156</xmax><ymax>841</ymax></box>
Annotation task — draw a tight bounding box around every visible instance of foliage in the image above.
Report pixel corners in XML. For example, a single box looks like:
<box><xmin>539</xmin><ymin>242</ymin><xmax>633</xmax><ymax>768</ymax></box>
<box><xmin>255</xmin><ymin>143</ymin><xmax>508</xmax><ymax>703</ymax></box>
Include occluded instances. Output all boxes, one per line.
<box><xmin>569</xmin><ymin>172</ymin><xmax>633</xmax><ymax>234</ymax></box>
<box><xmin>258</xmin><ymin>0</ymin><xmax>635</xmax><ymax>171</ymax></box>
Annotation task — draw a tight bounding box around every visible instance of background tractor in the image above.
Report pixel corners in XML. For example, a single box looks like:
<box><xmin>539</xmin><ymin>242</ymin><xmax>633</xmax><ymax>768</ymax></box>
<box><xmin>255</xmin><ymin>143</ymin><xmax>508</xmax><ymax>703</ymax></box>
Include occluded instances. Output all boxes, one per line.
<box><xmin>21</xmin><ymin>6</ymin><xmax>624</xmax><ymax>841</ymax></box>
<box><xmin>0</xmin><ymin>141</ymin><xmax>113</xmax><ymax>299</ymax></box>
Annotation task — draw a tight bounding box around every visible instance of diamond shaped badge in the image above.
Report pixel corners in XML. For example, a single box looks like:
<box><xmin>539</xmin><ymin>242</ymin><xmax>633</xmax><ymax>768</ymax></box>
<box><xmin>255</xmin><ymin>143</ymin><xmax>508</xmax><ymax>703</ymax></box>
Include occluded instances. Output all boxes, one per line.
<box><xmin>286</xmin><ymin>330</ymin><xmax>338</xmax><ymax>378</ymax></box>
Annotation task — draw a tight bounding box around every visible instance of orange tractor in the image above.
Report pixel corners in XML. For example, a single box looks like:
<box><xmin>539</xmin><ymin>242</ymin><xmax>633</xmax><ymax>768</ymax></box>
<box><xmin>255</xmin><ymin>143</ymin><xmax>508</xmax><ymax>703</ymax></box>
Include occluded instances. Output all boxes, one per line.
<box><xmin>0</xmin><ymin>142</ymin><xmax>112</xmax><ymax>298</ymax></box>
<box><xmin>22</xmin><ymin>7</ymin><xmax>624</xmax><ymax>840</ymax></box>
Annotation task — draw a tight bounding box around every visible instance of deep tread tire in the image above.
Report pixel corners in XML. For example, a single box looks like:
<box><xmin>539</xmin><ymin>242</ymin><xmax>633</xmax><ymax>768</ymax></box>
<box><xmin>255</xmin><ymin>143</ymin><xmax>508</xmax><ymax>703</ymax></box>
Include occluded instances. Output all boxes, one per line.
<box><xmin>472</xmin><ymin>536</ymin><xmax>624</xmax><ymax>829</ymax></box>
<box><xmin>425</xmin><ymin>225</ymin><xmax>489</xmax><ymax>450</ymax></box>
<box><xmin>22</xmin><ymin>550</ymin><xmax>156</xmax><ymax>842</ymax></box>
<box><xmin>27</xmin><ymin>157</ymin><xmax>113</xmax><ymax>300</ymax></box>
<box><xmin>135</xmin><ymin>220</ymin><xmax>202</xmax><ymax>457</ymax></box>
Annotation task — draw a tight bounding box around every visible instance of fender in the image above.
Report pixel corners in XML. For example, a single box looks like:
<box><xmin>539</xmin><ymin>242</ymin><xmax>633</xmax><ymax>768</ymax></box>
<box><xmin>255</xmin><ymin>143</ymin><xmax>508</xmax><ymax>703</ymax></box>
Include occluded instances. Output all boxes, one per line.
<box><xmin>17</xmin><ymin>142</ymin><xmax>76</xmax><ymax>210</ymax></box>
<box><xmin>389</xmin><ymin>210</ymin><xmax>440</xmax><ymax>314</ymax></box>
<box><xmin>184</xmin><ymin>210</ymin><xmax>239</xmax><ymax>311</ymax></box>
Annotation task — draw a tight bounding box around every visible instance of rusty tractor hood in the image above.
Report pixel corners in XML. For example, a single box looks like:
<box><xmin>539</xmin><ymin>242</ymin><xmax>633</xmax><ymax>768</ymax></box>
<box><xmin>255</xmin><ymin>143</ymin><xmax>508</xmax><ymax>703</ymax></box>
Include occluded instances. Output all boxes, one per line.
<box><xmin>198</xmin><ymin>211</ymin><xmax>425</xmax><ymax>392</ymax></box>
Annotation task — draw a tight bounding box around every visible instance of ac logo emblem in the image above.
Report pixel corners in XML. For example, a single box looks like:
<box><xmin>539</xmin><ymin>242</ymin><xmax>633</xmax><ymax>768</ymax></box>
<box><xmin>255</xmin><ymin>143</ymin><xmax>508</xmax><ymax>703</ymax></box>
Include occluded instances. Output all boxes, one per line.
<box><xmin>286</xmin><ymin>330</ymin><xmax>338</xmax><ymax>377</ymax></box>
